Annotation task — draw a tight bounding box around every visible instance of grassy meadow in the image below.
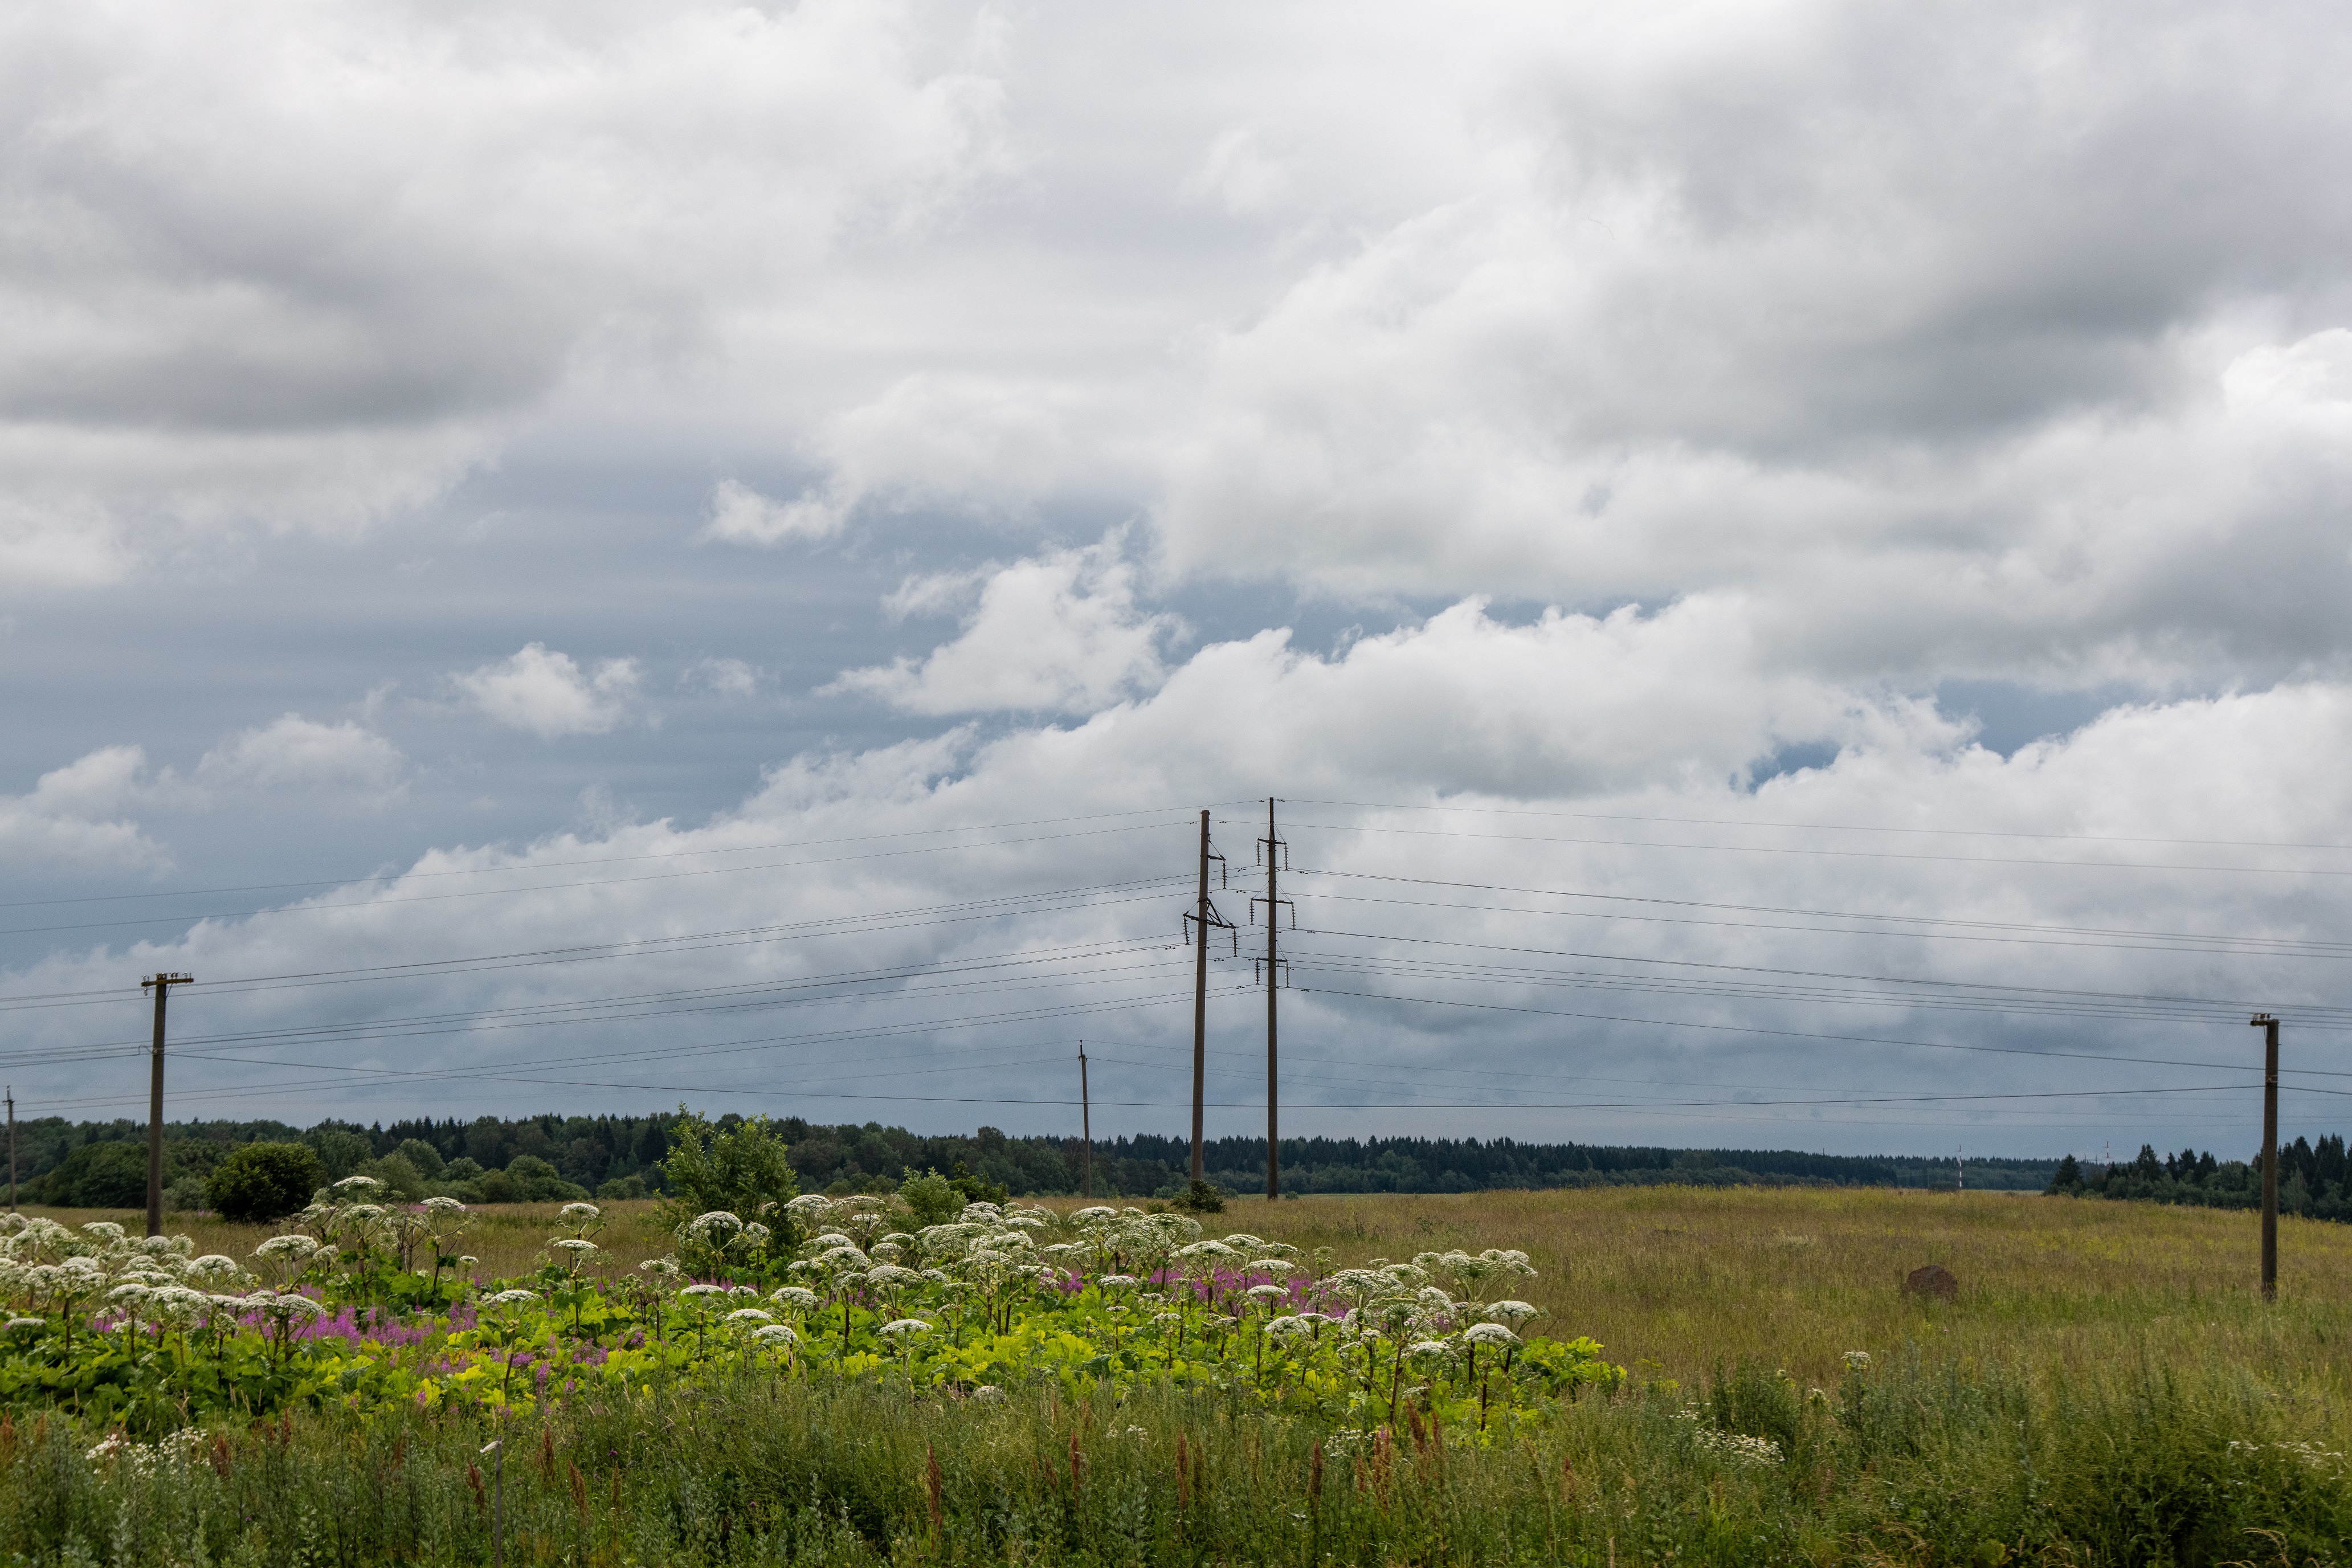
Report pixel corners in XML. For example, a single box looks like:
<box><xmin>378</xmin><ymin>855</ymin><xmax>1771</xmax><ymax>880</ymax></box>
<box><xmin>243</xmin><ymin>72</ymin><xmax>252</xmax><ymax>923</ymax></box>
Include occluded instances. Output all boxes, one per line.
<box><xmin>32</xmin><ymin>1183</ymin><xmax>2352</xmax><ymax>1392</ymax></box>
<box><xmin>9</xmin><ymin>1186</ymin><xmax>2348</xmax><ymax>1564</ymax></box>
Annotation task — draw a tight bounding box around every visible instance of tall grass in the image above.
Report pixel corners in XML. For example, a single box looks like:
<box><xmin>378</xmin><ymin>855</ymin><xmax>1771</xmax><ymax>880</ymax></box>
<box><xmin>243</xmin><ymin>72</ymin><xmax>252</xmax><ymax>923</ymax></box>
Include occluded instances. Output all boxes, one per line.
<box><xmin>17</xmin><ymin>1187</ymin><xmax>2346</xmax><ymax>1564</ymax></box>
<box><xmin>3</xmin><ymin>1354</ymin><xmax>2343</xmax><ymax>1565</ymax></box>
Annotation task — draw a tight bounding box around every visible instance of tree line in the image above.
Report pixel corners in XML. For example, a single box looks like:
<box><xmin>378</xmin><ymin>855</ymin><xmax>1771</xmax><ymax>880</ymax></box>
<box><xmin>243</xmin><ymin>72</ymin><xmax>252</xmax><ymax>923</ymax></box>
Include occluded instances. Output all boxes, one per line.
<box><xmin>2048</xmin><ymin>1135</ymin><xmax>2352</xmax><ymax>1222</ymax></box>
<box><xmin>9</xmin><ymin>1108</ymin><xmax>2059</xmax><ymax>1210</ymax></box>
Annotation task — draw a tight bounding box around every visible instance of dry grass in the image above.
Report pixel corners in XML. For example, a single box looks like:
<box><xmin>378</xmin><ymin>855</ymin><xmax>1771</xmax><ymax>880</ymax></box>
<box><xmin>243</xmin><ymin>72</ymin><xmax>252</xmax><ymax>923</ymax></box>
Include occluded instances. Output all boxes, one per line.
<box><xmin>1212</xmin><ymin>1186</ymin><xmax>2352</xmax><ymax>1396</ymax></box>
<box><xmin>30</xmin><ymin>1184</ymin><xmax>2352</xmax><ymax>1398</ymax></box>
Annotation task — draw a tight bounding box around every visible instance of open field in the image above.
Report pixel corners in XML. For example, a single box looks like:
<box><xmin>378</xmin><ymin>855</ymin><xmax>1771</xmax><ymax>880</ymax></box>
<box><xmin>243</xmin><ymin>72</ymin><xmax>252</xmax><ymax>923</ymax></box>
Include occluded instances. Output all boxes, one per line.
<box><xmin>9</xmin><ymin>1186</ymin><xmax>2351</xmax><ymax>1562</ymax></box>
<box><xmin>33</xmin><ymin>1183</ymin><xmax>2352</xmax><ymax>1394</ymax></box>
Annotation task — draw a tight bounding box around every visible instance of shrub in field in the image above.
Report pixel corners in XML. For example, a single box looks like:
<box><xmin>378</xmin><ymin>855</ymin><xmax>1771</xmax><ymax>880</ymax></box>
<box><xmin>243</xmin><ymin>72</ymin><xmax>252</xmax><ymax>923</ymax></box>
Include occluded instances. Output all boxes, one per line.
<box><xmin>205</xmin><ymin>1142</ymin><xmax>321</xmax><ymax>1222</ymax></box>
<box><xmin>657</xmin><ymin>1110</ymin><xmax>800</xmax><ymax>1240</ymax></box>
<box><xmin>496</xmin><ymin>1154</ymin><xmax>584</xmax><ymax>1202</ymax></box>
<box><xmin>895</xmin><ymin>1169</ymin><xmax>961</xmax><ymax>1228</ymax></box>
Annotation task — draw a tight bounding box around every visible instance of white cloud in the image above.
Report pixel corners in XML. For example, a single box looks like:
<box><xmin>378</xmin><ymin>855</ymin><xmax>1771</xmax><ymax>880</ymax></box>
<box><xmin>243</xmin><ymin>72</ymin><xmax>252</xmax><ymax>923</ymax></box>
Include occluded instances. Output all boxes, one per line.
<box><xmin>6</xmin><ymin>659</ymin><xmax>2347</xmax><ymax>1150</ymax></box>
<box><xmin>0</xmin><ymin>745</ymin><xmax>165</xmax><ymax>865</ymax></box>
<box><xmin>827</xmin><ymin>537</ymin><xmax>1183</xmax><ymax>714</ymax></box>
<box><xmin>0</xmin><ymin>0</ymin><xmax>1012</xmax><ymax>571</ymax></box>
<box><xmin>1180</xmin><ymin>130</ymin><xmax>1294</xmax><ymax>218</ymax></box>
<box><xmin>455</xmin><ymin>644</ymin><xmax>641</xmax><ymax>737</ymax></box>
<box><xmin>195</xmin><ymin>715</ymin><xmax>406</xmax><ymax>795</ymax></box>
<box><xmin>16</xmin><ymin>0</ymin><xmax>2352</xmax><ymax>1157</ymax></box>
<box><xmin>709</xmin><ymin>374</ymin><xmax>1081</xmax><ymax>548</ymax></box>
<box><xmin>685</xmin><ymin>658</ymin><xmax>762</xmax><ymax>697</ymax></box>
<box><xmin>704</xmin><ymin>479</ymin><xmax>848</xmax><ymax>546</ymax></box>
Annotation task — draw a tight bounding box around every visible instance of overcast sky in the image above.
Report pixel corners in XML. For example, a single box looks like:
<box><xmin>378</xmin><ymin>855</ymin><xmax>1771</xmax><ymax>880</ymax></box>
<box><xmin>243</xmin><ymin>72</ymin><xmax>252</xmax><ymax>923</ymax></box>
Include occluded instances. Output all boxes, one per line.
<box><xmin>5</xmin><ymin>0</ymin><xmax>2351</xmax><ymax>1160</ymax></box>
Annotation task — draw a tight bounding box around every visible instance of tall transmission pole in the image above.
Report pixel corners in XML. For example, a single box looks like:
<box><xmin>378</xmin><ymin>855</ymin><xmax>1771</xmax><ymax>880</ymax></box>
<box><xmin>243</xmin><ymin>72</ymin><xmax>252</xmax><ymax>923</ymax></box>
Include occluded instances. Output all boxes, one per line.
<box><xmin>141</xmin><ymin>972</ymin><xmax>193</xmax><ymax>1238</ymax></box>
<box><xmin>1077</xmin><ymin>1040</ymin><xmax>1093</xmax><ymax>1198</ymax></box>
<box><xmin>1252</xmin><ymin>799</ymin><xmax>1290</xmax><ymax>1202</ymax></box>
<box><xmin>2252</xmin><ymin>1012</ymin><xmax>2280</xmax><ymax>1301</ymax></box>
<box><xmin>1182</xmin><ymin>810</ymin><xmax>1231</xmax><ymax>1186</ymax></box>
<box><xmin>6</xmin><ymin>1085</ymin><xmax>15</xmax><ymax>1212</ymax></box>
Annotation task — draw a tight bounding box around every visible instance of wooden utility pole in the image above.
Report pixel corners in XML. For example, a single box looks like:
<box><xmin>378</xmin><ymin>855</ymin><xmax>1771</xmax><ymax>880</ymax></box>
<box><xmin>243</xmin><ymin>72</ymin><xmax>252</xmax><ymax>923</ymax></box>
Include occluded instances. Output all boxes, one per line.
<box><xmin>141</xmin><ymin>972</ymin><xmax>192</xmax><ymax>1237</ymax></box>
<box><xmin>1181</xmin><ymin>810</ymin><xmax>1230</xmax><ymax>1186</ymax></box>
<box><xmin>2253</xmin><ymin>1012</ymin><xmax>2280</xmax><ymax>1300</ymax></box>
<box><xmin>1255</xmin><ymin>799</ymin><xmax>1289</xmax><ymax>1202</ymax></box>
<box><xmin>6</xmin><ymin>1085</ymin><xmax>15</xmax><ymax>1212</ymax></box>
<box><xmin>1078</xmin><ymin>1041</ymin><xmax>1093</xmax><ymax>1198</ymax></box>
<box><xmin>1193</xmin><ymin>811</ymin><xmax>1210</xmax><ymax>1183</ymax></box>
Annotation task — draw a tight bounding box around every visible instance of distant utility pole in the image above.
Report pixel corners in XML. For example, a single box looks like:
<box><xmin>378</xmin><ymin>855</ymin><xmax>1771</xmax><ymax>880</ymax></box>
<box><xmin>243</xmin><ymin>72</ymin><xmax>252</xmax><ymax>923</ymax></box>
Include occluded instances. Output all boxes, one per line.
<box><xmin>141</xmin><ymin>972</ymin><xmax>193</xmax><ymax>1238</ymax></box>
<box><xmin>6</xmin><ymin>1085</ymin><xmax>15</xmax><ymax>1212</ymax></box>
<box><xmin>1182</xmin><ymin>810</ymin><xmax>1232</xmax><ymax>1185</ymax></box>
<box><xmin>2252</xmin><ymin>1012</ymin><xmax>2281</xmax><ymax>1301</ymax></box>
<box><xmin>1956</xmin><ymin>1145</ymin><xmax>1964</xmax><ymax>1192</ymax></box>
<box><xmin>1077</xmin><ymin>1040</ymin><xmax>1092</xmax><ymax>1198</ymax></box>
<box><xmin>1252</xmin><ymin>799</ymin><xmax>1291</xmax><ymax>1202</ymax></box>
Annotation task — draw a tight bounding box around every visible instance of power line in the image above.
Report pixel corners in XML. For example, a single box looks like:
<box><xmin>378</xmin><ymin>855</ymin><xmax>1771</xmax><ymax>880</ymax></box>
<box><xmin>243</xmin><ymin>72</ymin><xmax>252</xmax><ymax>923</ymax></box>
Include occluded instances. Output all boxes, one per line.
<box><xmin>0</xmin><ymin>802</ymin><xmax>1248</xmax><ymax>913</ymax></box>
<box><xmin>0</xmin><ymin>819</ymin><xmax>1200</xmax><ymax>940</ymax></box>
<box><xmin>0</xmin><ymin>876</ymin><xmax>1192</xmax><ymax>1010</ymax></box>
<box><xmin>1297</xmin><ymin>872</ymin><xmax>2352</xmax><ymax>961</ymax></box>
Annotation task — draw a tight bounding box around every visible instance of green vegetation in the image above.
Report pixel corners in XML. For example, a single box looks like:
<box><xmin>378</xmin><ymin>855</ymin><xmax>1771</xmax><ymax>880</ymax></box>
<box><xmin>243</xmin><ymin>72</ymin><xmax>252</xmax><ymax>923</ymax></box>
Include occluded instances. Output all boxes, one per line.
<box><xmin>205</xmin><ymin>1142</ymin><xmax>322</xmax><ymax>1223</ymax></box>
<box><xmin>3</xmin><ymin>1183</ymin><xmax>2347</xmax><ymax>1562</ymax></box>
<box><xmin>2055</xmin><ymin>1136</ymin><xmax>2352</xmax><ymax>1222</ymax></box>
<box><xmin>2</xmin><ymin>1110</ymin><xmax>2059</xmax><ymax>1211</ymax></box>
<box><xmin>0</xmin><ymin>1336</ymin><xmax>2342</xmax><ymax>1563</ymax></box>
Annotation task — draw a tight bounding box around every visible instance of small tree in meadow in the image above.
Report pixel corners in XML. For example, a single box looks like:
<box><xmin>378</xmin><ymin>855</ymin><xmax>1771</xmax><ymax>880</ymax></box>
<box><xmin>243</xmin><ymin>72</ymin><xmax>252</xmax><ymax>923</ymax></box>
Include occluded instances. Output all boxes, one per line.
<box><xmin>658</xmin><ymin>1110</ymin><xmax>803</xmax><ymax>1269</ymax></box>
<box><xmin>208</xmin><ymin>1142</ymin><xmax>324</xmax><ymax>1223</ymax></box>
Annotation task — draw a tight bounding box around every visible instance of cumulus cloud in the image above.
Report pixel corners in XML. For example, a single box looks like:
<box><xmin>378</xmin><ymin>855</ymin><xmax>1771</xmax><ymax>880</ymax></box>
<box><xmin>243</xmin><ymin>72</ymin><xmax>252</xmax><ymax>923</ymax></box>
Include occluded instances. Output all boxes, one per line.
<box><xmin>4</xmin><ymin>658</ymin><xmax>2346</xmax><ymax>1149</ymax></box>
<box><xmin>704</xmin><ymin>479</ymin><xmax>847</xmax><ymax>546</ymax></box>
<box><xmin>456</xmin><ymin>644</ymin><xmax>642</xmax><ymax>737</ymax></box>
<box><xmin>0</xmin><ymin>745</ymin><xmax>165</xmax><ymax>865</ymax></box>
<box><xmin>827</xmin><ymin>537</ymin><xmax>1183</xmax><ymax>714</ymax></box>
<box><xmin>710</xmin><ymin>374</ymin><xmax>1080</xmax><ymax>547</ymax></box>
<box><xmin>14</xmin><ymin>0</ymin><xmax>2352</xmax><ymax>1155</ymax></box>
<box><xmin>0</xmin><ymin>0</ymin><xmax>1011</xmax><ymax>570</ymax></box>
<box><xmin>684</xmin><ymin>658</ymin><xmax>763</xmax><ymax>698</ymax></box>
<box><xmin>195</xmin><ymin>715</ymin><xmax>406</xmax><ymax>795</ymax></box>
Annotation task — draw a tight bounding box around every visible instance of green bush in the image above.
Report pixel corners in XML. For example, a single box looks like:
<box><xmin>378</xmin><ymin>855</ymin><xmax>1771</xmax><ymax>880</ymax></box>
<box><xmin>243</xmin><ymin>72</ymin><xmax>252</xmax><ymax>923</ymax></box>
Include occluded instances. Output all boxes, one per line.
<box><xmin>896</xmin><ymin>1168</ymin><xmax>959</xmax><ymax>1227</ymax></box>
<box><xmin>392</xmin><ymin>1137</ymin><xmax>446</xmax><ymax>1179</ymax></box>
<box><xmin>206</xmin><ymin>1141</ymin><xmax>322</xmax><ymax>1223</ymax></box>
<box><xmin>504</xmin><ymin>1154</ymin><xmax>585</xmax><ymax>1201</ymax></box>
<box><xmin>656</xmin><ymin>1110</ymin><xmax>799</xmax><ymax>1231</ymax></box>
<box><xmin>597</xmin><ymin>1173</ymin><xmax>647</xmax><ymax>1200</ymax></box>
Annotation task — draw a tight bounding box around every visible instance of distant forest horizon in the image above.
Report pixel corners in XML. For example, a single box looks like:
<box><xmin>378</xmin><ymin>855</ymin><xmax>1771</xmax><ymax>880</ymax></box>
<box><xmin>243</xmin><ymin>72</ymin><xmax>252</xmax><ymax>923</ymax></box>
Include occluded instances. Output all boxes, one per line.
<box><xmin>7</xmin><ymin>1108</ymin><xmax>2062</xmax><ymax>1208</ymax></box>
